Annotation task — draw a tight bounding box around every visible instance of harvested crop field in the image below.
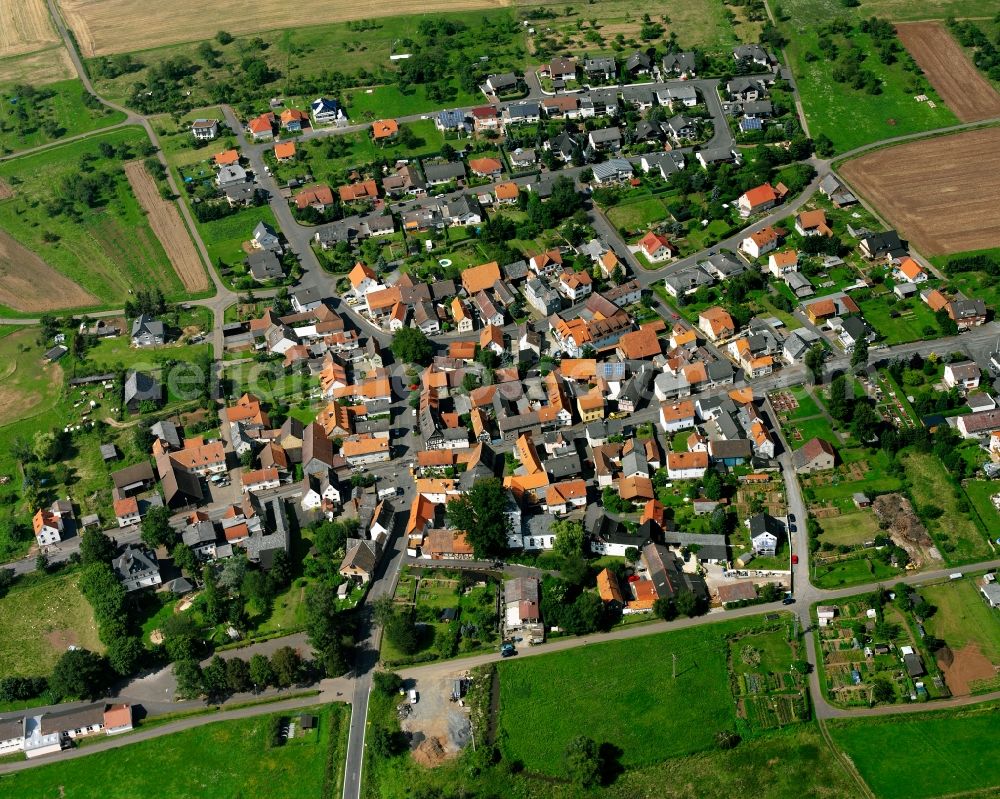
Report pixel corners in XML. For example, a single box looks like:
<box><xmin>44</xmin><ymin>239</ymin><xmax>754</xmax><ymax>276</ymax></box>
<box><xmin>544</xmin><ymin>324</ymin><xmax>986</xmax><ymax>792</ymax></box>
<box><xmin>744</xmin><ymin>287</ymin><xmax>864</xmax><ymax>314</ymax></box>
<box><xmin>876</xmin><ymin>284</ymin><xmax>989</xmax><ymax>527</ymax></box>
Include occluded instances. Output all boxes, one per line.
<box><xmin>0</xmin><ymin>47</ymin><xmax>75</xmax><ymax>85</ymax></box>
<box><xmin>0</xmin><ymin>0</ymin><xmax>60</xmax><ymax>57</ymax></box>
<box><xmin>896</xmin><ymin>22</ymin><xmax>1000</xmax><ymax>123</ymax></box>
<box><xmin>0</xmin><ymin>228</ymin><xmax>98</xmax><ymax>311</ymax></box>
<box><xmin>839</xmin><ymin>128</ymin><xmax>1000</xmax><ymax>256</ymax></box>
<box><xmin>59</xmin><ymin>0</ymin><xmax>512</xmax><ymax>56</ymax></box>
<box><xmin>937</xmin><ymin>644</ymin><xmax>997</xmax><ymax>696</ymax></box>
<box><xmin>124</xmin><ymin>160</ymin><xmax>208</xmax><ymax>293</ymax></box>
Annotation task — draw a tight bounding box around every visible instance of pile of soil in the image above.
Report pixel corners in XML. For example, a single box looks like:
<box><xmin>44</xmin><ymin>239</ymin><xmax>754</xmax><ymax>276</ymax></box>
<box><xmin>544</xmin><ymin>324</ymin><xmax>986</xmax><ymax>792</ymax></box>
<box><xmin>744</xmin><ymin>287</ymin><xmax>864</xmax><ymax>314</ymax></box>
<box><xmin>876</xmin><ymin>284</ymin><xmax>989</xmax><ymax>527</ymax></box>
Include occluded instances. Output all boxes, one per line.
<box><xmin>872</xmin><ymin>493</ymin><xmax>936</xmax><ymax>565</ymax></box>
<box><xmin>411</xmin><ymin>736</ymin><xmax>447</xmax><ymax>768</ymax></box>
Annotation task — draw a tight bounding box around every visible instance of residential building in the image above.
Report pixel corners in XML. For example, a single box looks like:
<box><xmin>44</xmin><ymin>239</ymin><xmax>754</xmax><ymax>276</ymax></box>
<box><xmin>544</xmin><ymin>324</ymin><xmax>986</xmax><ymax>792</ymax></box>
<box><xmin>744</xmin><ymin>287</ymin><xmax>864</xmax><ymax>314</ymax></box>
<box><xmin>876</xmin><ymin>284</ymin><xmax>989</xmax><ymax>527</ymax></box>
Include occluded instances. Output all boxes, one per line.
<box><xmin>792</xmin><ymin>437</ymin><xmax>837</xmax><ymax>473</ymax></box>
<box><xmin>699</xmin><ymin>307</ymin><xmax>736</xmax><ymax>341</ymax></box>
<box><xmin>113</xmin><ymin>546</ymin><xmax>162</xmax><ymax>592</ymax></box>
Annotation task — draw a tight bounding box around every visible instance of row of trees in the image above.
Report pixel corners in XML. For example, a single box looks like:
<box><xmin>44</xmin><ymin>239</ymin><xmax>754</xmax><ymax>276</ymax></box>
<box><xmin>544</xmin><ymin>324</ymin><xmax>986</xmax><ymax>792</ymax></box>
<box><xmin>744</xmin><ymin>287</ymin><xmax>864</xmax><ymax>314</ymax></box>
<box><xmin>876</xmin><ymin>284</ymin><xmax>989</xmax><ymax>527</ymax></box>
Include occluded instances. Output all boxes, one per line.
<box><xmin>173</xmin><ymin>646</ymin><xmax>305</xmax><ymax>701</ymax></box>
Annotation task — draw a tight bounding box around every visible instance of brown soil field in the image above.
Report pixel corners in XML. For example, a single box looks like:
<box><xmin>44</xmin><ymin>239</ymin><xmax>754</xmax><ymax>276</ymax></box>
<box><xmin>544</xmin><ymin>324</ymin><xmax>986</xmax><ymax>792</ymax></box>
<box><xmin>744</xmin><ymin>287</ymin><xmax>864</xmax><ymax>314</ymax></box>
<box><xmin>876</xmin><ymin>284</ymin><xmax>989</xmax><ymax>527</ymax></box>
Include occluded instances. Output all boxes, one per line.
<box><xmin>0</xmin><ymin>0</ymin><xmax>60</xmax><ymax>58</ymax></box>
<box><xmin>0</xmin><ymin>180</ymin><xmax>12</xmax><ymax>200</ymax></box>
<box><xmin>937</xmin><ymin>644</ymin><xmax>996</xmax><ymax>696</ymax></box>
<box><xmin>0</xmin><ymin>47</ymin><xmax>74</xmax><ymax>85</ymax></box>
<box><xmin>839</xmin><ymin>128</ymin><xmax>1000</xmax><ymax>256</ymax></box>
<box><xmin>59</xmin><ymin>0</ymin><xmax>512</xmax><ymax>56</ymax></box>
<box><xmin>896</xmin><ymin>22</ymin><xmax>1000</xmax><ymax>123</ymax></box>
<box><xmin>0</xmin><ymin>228</ymin><xmax>98</xmax><ymax>312</ymax></box>
<box><xmin>124</xmin><ymin>160</ymin><xmax>209</xmax><ymax>293</ymax></box>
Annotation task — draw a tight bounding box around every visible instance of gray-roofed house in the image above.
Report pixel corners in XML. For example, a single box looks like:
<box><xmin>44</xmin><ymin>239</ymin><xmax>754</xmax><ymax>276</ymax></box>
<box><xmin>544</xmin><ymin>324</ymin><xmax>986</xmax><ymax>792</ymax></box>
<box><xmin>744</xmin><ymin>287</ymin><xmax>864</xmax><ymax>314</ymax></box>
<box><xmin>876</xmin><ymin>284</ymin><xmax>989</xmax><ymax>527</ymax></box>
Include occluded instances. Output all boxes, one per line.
<box><xmin>123</xmin><ymin>370</ymin><xmax>161</xmax><ymax>412</ymax></box>
<box><xmin>625</xmin><ymin>51</ymin><xmax>652</xmax><ymax>75</ymax></box>
<box><xmin>591</xmin><ymin>158</ymin><xmax>634</xmax><ymax>185</ymax></box>
<box><xmin>587</xmin><ymin>126</ymin><xmax>622</xmax><ymax>151</ymax></box>
<box><xmin>661</xmin><ymin>51</ymin><xmax>697</xmax><ymax>76</ymax></box>
<box><xmin>485</xmin><ymin>73</ymin><xmax>518</xmax><ymax>94</ymax></box>
<box><xmin>503</xmin><ymin>101</ymin><xmax>541</xmax><ymax>124</ymax></box>
<box><xmin>584</xmin><ymin>57</ymin><xmax>616</xmax><ymax>80</ymax></box>
<box><xmin>696</xmin><ymin>147</ymin><xmax>738</xmax><ymax>168</ymax></box>
<box><xmin>640</xmin><ymin>151</ymin><xmax>685</xmax><ymax>180</ymax></box>
<box><xmin>436</xmin><ymin>109</ymin><xmax>466</xmax><ymax>131</ymax></box>
<box><xmin>423</xmin><ymin>161</ymin><xmax>467</xmax><ymax>187</ymax></box>
<box><xmin>130</xmin><ymin>314</ymin><xmax>164</xmax><ymax>347</ymax></box>
<box><xmin>247</xmin><ymin>250</ymin><xmax>284</xmax><ymax>282</ymax></box>
<box><xmin>733</xmin><ymin>44</ymin><xmax>771</xmax><ymax>66</ymax></box>
<box><xmin>748</xmin><ymin>513</ymin><xmax>782</xmax><ymax>556</ymax></box>
<box><xmin>113</xmin><ymin>546</ymin><xmax>162</xmax><ymax>592</ymax></box>
<box><xmin>641</xmin><ymin>542</ymin><xmax>708</xmax><ymax>600</ymax></box>
<box><xmin>252</xmin><ymin>221</ymin><xmax>282</xmax><ymax>253</ymax></box>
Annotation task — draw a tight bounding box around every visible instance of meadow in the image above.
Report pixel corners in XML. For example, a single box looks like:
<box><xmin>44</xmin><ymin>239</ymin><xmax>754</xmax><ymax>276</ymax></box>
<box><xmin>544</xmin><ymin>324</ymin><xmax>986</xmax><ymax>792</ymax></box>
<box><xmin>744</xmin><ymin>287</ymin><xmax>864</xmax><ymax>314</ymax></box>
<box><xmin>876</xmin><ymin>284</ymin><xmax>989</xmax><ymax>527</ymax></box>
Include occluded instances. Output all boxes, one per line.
<box><xmin>778</xmin><ymin>7</ymin><xmax>956</xmax><ymax>153</ymax></box>
<box><xmin>0</xmin><ymin>127</ymin><xmax>184</xmax><ymax>311</ymax></box>
<box><xmin>495</xmin><ymin>615</ymin><xmax>789</xmax><ymax>773</ymax></box>
<box><xmin>0</xmin><ymin>704</ymin><xmax>346</xmax><ymax>799</ymax></box>
<box><xmin>0</xmin><ymin>79</ymin><xmax>125</xmax><ymax>155</ymax></box>
<box><xmin>826</xmin><ymin>701</ymin><xmax>1000</xmax><ymax>799</ymax></box>
<box><xmin>922</xmin><ymin>579</ymin><xmax>1000</xmax><ymax>665</ymax></box>
<box><xmin>857</xmin><ymin>292</ymin><xmax>948</xmax><ymax>345</ymax></box>
<box><xmin>902</xmin><ymin>451</ymin><xmax>992</xmax><ymax>563</ymax></box>
<box><xmin>0</xmin><ymin>570</ymin><xmax>102</xmax><ymax>678</ymax></box>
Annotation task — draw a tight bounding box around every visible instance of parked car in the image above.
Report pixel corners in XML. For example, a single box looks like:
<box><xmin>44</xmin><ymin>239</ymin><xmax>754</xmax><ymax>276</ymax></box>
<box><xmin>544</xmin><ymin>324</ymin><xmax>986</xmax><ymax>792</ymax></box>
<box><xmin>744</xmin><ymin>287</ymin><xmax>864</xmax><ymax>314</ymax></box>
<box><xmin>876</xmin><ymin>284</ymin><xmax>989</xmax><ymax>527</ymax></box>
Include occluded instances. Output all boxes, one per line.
<box><xmin>500</xmin><ymin>643</ymin><xmax>516</xmax><ymax>658</ymax></box>
<box><xmin>791</xmin><ymin>554</ymin><xmax>799</xmax><ymax>565</ymax></box>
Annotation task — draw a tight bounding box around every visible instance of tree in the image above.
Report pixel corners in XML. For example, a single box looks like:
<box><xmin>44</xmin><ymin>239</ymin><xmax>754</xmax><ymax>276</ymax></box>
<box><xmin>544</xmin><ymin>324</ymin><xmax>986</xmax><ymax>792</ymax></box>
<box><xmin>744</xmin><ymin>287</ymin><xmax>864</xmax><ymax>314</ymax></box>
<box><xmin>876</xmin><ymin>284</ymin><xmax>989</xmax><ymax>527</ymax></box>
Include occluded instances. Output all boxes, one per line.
<box><xmin>170</xmin><ymin>542</ymin><xmax>197</xmax><ymax>577</ymax></box>
<box><xmin>270</xmin><ymin>646</ymin><xmax>301</xmax><ymax>687</ymax></box>
<box><xmin>827</xmin><ymin>375</ymin><xmax>853</xmax><ymax>422</ymax></box>
<box><xmin>871</xmin><ymin>676</ymin><xmax>894</xmax><ymax>703</ymax></box>
<box><xmin>564</xmin><ymin>735</ymin><xmax>602</xmax><ymax>787</ymax></box>
<box><xmin>249</xmin><ymin>653</ymin><xmax>274</xmax><ymax>689</ymax></box>
<box><xmin>106</xmin><ymin>635</ymin><xmax>144</xmax><ymax>676</ymax></box>
<box><xmin>716</xmin><ymin>730</ymin><xmax>741</xmax><ymax>749</ymax></box>
<box><xmin>703</xmin><ymin>470</ymin><xmax>723</xmax><ymax>501</ymax></box>
<box><xmin>385</xmin><ymin>609</ymin><xmax>421</xmax><ymax>655</ymax></box>
<box><xmin>653</xmin><ymin>596</ymin><xmax>677</xmax><ymax>621</ymax></box>
<box><xmin>173</xmin><ymin>659</ymin><xmax>204</xmax><ymax>699</ymax></box>
<box><xmin>225</xmin><ymin>657</ymin><xmax>253</xmax><ymax>694</ymax></box>
<box><xmin>624</xmin><ymin>547</ymin><xmax>640</xmax><ymax>563</ymax></box>
<box><xmin>391</xmin><ymin>326</ymin><xmax>434</xmax><ymax>365</ymax></box>
<box><xmin>141</xmin><ymin>505</ymin><xmax>178</xmax><ymax>550</ymax></box>
<box><xmin>805</xmin><ymin>343</ymin><xmax>825</xmax><ymax>383</ymax></box>
<box><xmin>372</xmin><ymin>595</ymin><xmax>396</xmax><ymax>627</ymax></box>
<box><xmin>369</xmin><ymin>726</ymin><xmax>405</xmax><ymax>758</ymax></box>
<box><xmin>552</xmin><ymin>519</ymin><xmax>586</xmax><ymax>559</ymax></box>
<box><xmin>49</xmin><ymin>649</ymin><xmax>109</xmax><ymax>701</ymax></box>
<box><xmin>445</xmin><ymin>478</ymin><xmax>510</xmax><ymax>559</ymax></box>
<box><xmin>202</xmin><ymin>655</ymin><xmax>229</xmax><ymax>700</ymax></box>
<box><xmin>162</xmin><ymin>613</ymin><xmax>200</xmax><ymax>662</ymax></box>
<box><xmin>372</xmin><ymin>671</ymin><xmax>404</xmax><ymax>696</ymax></box>
<box><xmin>851</xmin><ymin>337</ymin><xmax>869</xmax><ymax>370</ymax></box>
<box><xmin>674</xmin><ymin>589</ymin><xmax>704</xmax><ymax>618</ymax></box>
<box><xmin>32</xmin><ymin>430</ymin><xmax>60</xmax><ymax>463</ymax></box>
<box><xmin>80</xmin><ymin>530</ymin><xmax>117</xmax><ymax>565</ymax></box>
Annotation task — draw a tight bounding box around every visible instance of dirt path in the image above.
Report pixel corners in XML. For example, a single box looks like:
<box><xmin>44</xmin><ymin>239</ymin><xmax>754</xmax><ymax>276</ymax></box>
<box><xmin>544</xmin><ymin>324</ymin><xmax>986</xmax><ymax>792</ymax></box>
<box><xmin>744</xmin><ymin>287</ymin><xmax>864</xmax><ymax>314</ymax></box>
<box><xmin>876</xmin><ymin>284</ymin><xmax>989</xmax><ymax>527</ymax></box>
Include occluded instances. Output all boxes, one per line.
<box><xmin>124</xmin><ymin>160</ymin><xmax>209</xmax><ymax>293</ymax></box>
<box><xmin>896</xmin><ymin>22</ymin><xmax>1000</xmax><ymax>123</ymax></box>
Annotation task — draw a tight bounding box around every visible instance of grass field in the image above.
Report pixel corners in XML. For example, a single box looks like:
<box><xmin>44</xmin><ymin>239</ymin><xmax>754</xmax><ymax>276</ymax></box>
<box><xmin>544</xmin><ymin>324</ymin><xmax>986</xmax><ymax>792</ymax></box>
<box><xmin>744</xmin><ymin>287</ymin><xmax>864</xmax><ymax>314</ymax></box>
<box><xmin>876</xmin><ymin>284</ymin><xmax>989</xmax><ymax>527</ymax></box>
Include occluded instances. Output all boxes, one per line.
<box><xmin>606</xmin><ymin>197</ymin><xmax>670</xmax><ymax>233</ymax></box>
<box><xmin>922</xmin><ymin>579</ymin><xmax>1000</xmax><ymax>664</ymax></box>
<box><xmin>812</xmin><ymin>554</ymin><xmax>903</xmax><ymax>589</ymax></box>
<box><xmin>827</xmin><ymin>701</ymin><xmax>1000</xmax><ymax>799</ymax></box>
<box><xmin>0</xmin><ymin>127</ymin><xmax>184</xmax><ymax>310</ymax></box>
<box><xmin>858</xmin><ymin>293</ymin><xmax>947</xmax><ymax>344</ymax></box>
<box><xmin>903</xmin><ymin>451</ymin><xmax>991</xmax><ymax>562</ymax></box>
<box><xmin>817</xmin><ymin>511</ymin><xmax>881</xmax><ymax>546</ymax></box>
<box><xmin>779</xmin><ymin>4</ymin><xmax>956</xmax><ymax>154</ymax></box>
<box><xmin>0</xmin><ymin>704</ymin><xmax>346</xmax><ymax>798</ymax></box>
<box><xmin>496</xmin><ymin>615</ymin><xmax>788</xmax><ymax>773</ymax></box>
<box><xmin>962</xmin><ymin>479</ymin><xmax>1000</xmax><ymax>540</ymax></box>
<box><xmin>197</xmin><ymin>205</ymin><xmax>282</xmax><ymax>267</ymax></box>
<box><xmin>0</xmin><ymin>570</ymin><xmax>102</xmax><ymax>678</ymax></box>
<box><xmin>0</xmin><ymin>80</ymin><xmax>126</xmax><ymax>155</ymax></box>
<box><xmin>0</xmin><ymin>327</ymin><xmax>64</xmax><ymax>429</ymax></box>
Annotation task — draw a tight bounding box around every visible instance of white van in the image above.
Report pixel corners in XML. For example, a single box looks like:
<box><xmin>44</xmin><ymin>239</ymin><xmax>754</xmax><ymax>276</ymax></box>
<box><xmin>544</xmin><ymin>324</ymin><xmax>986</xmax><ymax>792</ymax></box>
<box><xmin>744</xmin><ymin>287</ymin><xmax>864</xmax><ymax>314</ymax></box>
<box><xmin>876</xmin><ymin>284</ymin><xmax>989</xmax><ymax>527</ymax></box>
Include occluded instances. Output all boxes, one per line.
<box><xmin>408</xmin><ymin>689</ymin><xmax>418</xmax><ymax>704</ymax></box>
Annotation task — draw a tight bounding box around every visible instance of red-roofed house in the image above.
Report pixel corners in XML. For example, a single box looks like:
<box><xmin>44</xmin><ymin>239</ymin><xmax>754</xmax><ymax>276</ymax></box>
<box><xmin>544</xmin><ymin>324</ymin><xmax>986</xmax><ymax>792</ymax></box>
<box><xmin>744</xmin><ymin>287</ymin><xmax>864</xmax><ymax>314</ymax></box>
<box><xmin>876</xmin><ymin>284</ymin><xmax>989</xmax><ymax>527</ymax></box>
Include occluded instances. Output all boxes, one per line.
<box><xmin>468</xmin><ymin>157</ymin><xmax>503</xmax><ymax>179</ymax></box>
<box><xmin>738</xmin><ymin>183</ymin><xmax>778</xmax><ymax>217</ymax></box>
<box><xmin>295</xmin><ymin>185</ymin><xmax>335</xmax><ymax>211</ymax></box>
<box><xmin>114</xmin><ymin>497</ymin><xmax>141</xmax><ymax>528</ymax></box>
<box><xmin>766</xmin><ymin>249</ymin><xmax>799</xmax><ymax>276</ymax></box>
<box><xmin>274</xmin><ymin>141</ymin><xmax>296</xmax><ymax>162</ymax></box>
<box><xmin>247</xmin><ymin>113</ymin><xmax>276</xmax><ymax>141</ymax></box>
<box><xmin>639</xmin><ymin>231</ymin><xmax>677</xmax><ymax>263</ymax></box>
<box><xmin>698</xmin><ymin>306</ymin><xmax>736</xmax><ymax>341</ymax></box>
<box><xmin>338</xmin><ymin>179</ymin><xmax>379</xmax><ymax>203</ymax></box>
<box><xmin>741</xmin><ymin>226</ymin><xmax>778</xmax><ymax>258</ymax></box>
<box><xmin>371</xmin><ymin>119</ymin><xmax>399</xmax><ymax>140</ymax></box>
<box><xmin>893</xmin><ymin>257</ymin><xmax>927</xmax><ymax>284</ymax></box>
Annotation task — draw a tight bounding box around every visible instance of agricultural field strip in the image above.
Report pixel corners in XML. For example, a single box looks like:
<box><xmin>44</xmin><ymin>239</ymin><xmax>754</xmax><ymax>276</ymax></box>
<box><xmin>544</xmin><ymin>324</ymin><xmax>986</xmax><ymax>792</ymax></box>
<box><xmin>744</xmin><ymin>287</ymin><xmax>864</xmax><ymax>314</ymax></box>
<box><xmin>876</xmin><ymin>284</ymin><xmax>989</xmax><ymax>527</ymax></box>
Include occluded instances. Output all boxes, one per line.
<box><xmin>839</xmin><ymin>128</ymin><xmax>1000</xmax><ymax>257</ymax></box>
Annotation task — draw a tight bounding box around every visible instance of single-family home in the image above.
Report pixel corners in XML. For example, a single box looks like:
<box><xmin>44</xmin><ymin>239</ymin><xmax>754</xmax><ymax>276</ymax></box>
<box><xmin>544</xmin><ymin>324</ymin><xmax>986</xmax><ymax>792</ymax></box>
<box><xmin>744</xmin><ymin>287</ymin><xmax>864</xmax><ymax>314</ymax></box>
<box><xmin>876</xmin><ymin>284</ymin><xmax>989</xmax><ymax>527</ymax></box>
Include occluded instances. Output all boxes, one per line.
<box><xmin>893</xmin><ymin>257</ymin><xmax>927</xmax><ymax>284</ymax></box>
<box><xmin>767</xmin><ymin>249</ymin><xmax>799</xmax><ymax>276</ymax></box>
<box><xmin>795</xmin><ymin>209</ymin><xmax>833</xmax><ymax>237</ymax></box>
<box><xmin>191</xmin><ymin>118</ymin><xmax>219</xmax><ymax>140</ymax></box>
<box><xmin>661</xmin><ymin>51</ymin><xmax>697</xmax><ymax>77</ymax></box>
<box><xmin>944</xmin><ymin>362</ymin><xmax>981</xmax><ymax>391</ymax></box>
<box><xmin>638</xmin><ymin>231</ymin><xmax>677</xmax><ymax>263</ymax></box>
<box><xmin>667</xmin><ymin>450</ymin><xmax>708</xmax><ymax>480</ymax></box>
<box><xmin>659</xmin><ymin>400</ymin><xmax>696</xmax><ymax>433</ymax></box>
<box><xmin>130</xmin><ymin>314</ymin><xmax>164</xmax><ymax>347</ymax></box>
<box><xmin>738</xmin><ymin>183</ymin><xmax>779</xmax><ymax>217</ymax></box>
<box><xmin>699</xmin><ymin>306</ymin><xmax>736</xmax><ymax>341</ymax></box>
<box><xmin>311</xmin><ymin>97</ymin><xmax>346</xmax><ymax>126</ymax></box>
<box><xmin>741</xmin><ymin>226</ymin><xmax>778</xmax><ymax>258</ymax></box>
<box><xmin>792</xmin><ymin>437</ymin><xmax>837</xmax><ymax>473</ymax></box>
<box><xmin>113</xmin><ymin>546</ymin><xmax>162</xmax><ymax>592</ymax></box>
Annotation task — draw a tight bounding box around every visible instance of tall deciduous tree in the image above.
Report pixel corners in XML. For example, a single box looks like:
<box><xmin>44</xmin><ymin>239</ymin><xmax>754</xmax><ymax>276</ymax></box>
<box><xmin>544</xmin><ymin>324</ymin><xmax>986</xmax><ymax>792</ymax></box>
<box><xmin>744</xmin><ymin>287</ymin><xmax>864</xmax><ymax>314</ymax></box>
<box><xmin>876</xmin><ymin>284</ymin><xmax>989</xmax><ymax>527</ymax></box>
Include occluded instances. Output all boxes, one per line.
<box><xmin>445</xmin><ymin>478</ymin><xmax>510</xmax><ymax>559</ymax></box>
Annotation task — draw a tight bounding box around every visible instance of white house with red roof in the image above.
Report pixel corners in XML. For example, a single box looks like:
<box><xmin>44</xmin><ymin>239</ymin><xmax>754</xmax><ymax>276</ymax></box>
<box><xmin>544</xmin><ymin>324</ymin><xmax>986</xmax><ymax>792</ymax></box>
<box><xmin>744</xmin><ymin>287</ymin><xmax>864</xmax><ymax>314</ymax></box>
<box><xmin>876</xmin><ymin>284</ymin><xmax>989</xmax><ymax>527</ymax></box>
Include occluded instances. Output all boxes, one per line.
<box><xmin>638</xmin><ymin>231</ymin><xmax>677</xmax><ymax>263</ymax></box>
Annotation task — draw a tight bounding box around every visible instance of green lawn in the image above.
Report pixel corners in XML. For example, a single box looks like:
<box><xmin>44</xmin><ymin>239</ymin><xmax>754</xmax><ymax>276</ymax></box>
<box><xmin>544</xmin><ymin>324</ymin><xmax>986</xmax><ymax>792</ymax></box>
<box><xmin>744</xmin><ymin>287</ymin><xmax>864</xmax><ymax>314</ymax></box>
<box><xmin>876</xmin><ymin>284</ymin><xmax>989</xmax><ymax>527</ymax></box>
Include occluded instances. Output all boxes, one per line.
<box><xmin>812</xmin><ymin>554</ymin><xmax>903</xmax><ymax>589</ymax></box>
<box><xmin>818</xmin><ymin>511</ymin><xmax>881</xmax><ymax>546</ymax></box>
<box><xmin>0</xmin><ymin>705</ymin><xmax>346</xmax><ymax>798</ymax></box>
<box><xmin>922</xmin><ymin>579</ymin><xmax>1000</xmax><ymax>665</ymax></box>
<box><xmin>827</xmin><ymin>702</ymin><xmax>1000</xmax><ymax>799</ymax></box>
<box><xmin>0</xmin><ymin>570</ymin><xmax>102</xmax><ymax>678</ymax></box>
<box><xmin>963</xmin><ymin>480</ymin><xmax>1000</xmax><ymax>541</ymax></box>
<box><xmin>344</xmin><ymin>84</ymin><xmax>481</xmax><ymax>120</ymax></box>
<box><xmin>0</xmin><ymin>80</ymin><xmax>126</xmax><ymax>156</ymax></box>
<box><xmin>198</xmin><ymin>205</ymin><xmax>281</xmax><ymax>267</ymax></box>
<box><xmin>784</xmin><ymin>415</ymin><xmax>840</xmax><ymax>450</ymax></box>
<box><xmin>858</xmin><ymin>293</ymin><xmax>947</xmax><ymax>344</ymax></box>
<box><xmin>496</xmin><ymin>615</ymin><xmax>789</xmax><ymax>773</ymax></box>
<box><xmin>0</xmin><ymin>127</ymin><xmax>183</xmax><ymax>308</ymax></box>
<box><xmin>903</xmin><ymin>451</ymin><xmax>992</xmax><ymax>563</ymax></box>
<box><xmin>784</xmin><ymin>385</ymin><xmax>822</xmax><ymax>420</ymax></box>
<box><xmin>606</xmin><ymin>197</ymin><xmax>670</xmax><ymax>233</ymax></box>
<box><xmin>933</xmin><ymin>247</ymin><xmax>1000</xmax><ymax>311</ymax></box>
<box><xmin>779</xmin><ymin>9</ymin><xmax>957</xmax><ymax>153</ymax></box>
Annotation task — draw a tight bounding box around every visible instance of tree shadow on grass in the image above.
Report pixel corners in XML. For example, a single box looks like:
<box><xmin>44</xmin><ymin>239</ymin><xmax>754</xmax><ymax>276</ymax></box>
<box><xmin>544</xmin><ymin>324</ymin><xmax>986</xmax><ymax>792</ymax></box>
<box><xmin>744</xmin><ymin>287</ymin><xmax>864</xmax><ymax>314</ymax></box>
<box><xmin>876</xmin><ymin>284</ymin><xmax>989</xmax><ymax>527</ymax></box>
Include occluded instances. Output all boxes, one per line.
<box><xmin>598</xmin><ymin>742</ymin><xmax>625</xmax><ymax>786</ymax></box>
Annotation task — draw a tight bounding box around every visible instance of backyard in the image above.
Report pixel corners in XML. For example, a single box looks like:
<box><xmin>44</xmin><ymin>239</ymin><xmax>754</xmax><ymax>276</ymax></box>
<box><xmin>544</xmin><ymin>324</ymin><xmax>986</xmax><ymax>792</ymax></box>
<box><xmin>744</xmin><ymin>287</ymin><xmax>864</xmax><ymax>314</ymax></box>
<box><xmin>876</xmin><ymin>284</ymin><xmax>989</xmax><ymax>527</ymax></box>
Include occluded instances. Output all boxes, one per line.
<box><xmin>922</xmin><ymin>577</ymin><xmax>1000</xmax><ymax>694</ymax></box>
<box><xmin>0</xmin><ymin>570</ymin><xmax>102</xmax><ymax>678</ymax></box>
<box><xmin>857</xmin><ymin>291</ymin><xmax>948</xmax><ymax>344</ymax></box>
<box><xmin>0</xmin><ymin>704</ymin><xmax>347</xmax><ymax>798</ymax></box>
